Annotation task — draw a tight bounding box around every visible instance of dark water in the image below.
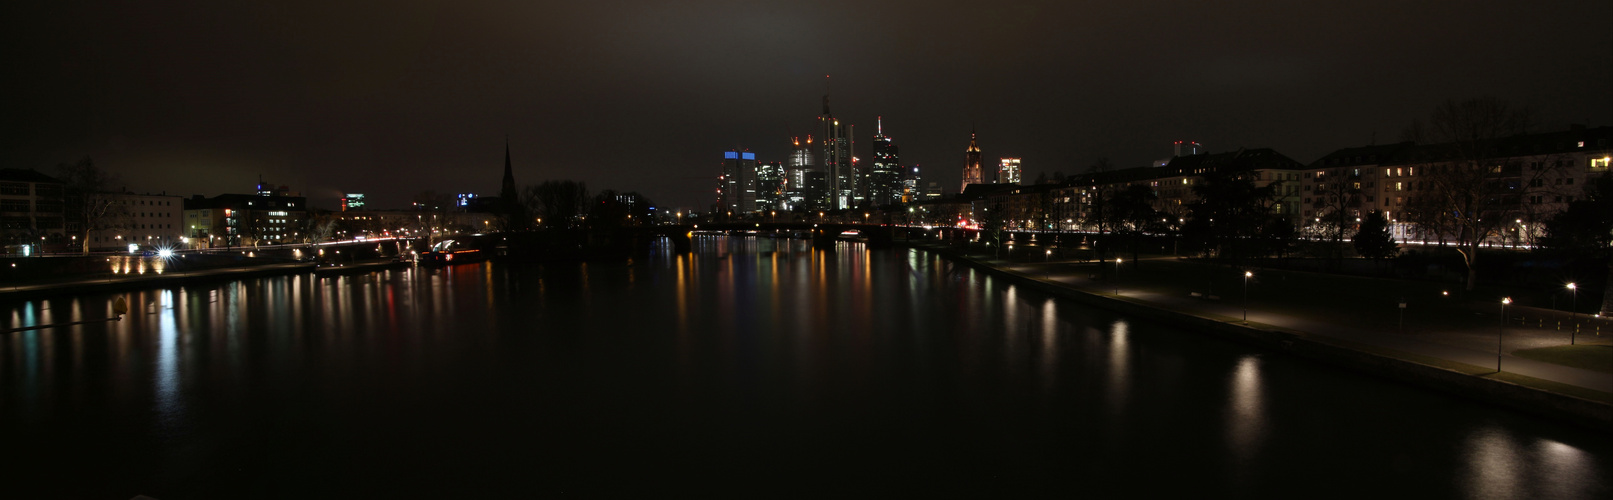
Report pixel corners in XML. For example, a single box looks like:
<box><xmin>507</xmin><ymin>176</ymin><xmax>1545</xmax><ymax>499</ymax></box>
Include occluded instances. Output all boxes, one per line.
<box><xmin>3</xmin><ymin>237</ymin><xmax>1609</xmax><ymax>498</ymax></box>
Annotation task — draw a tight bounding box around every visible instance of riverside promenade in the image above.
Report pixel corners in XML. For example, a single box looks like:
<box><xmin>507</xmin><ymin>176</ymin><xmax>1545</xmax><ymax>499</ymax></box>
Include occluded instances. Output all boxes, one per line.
<box><xmin>906</xmin><ymin>240</ymin><xmax>1613</xmax><ymax>431</ymax></box>
<box><xmin>0</xmin><ymin>261</ymin><xmax>316</xmax><ymax>303</ymax></box>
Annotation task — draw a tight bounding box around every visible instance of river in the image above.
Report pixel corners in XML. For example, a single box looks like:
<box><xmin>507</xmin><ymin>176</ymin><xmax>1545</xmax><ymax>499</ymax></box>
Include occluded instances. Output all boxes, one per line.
<box><xmin>3</xmin><ymin>236</ymin><xmax>1608</xmax><ymax>497</ymax></box>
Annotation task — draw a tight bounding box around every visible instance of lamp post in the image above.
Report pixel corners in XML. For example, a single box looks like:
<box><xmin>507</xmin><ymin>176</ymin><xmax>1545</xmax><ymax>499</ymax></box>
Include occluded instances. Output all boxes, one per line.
<box><xmin>1567</xmin><ymin>283</ymin><xmax>1578</xmax><ymax>345</ymax></box>
<box><xmin>1114</xmin><ymin>257</ymin><xmax>1122</xmax><ymax>296</ymax></box>
<box><xmin>1243</xmin><ymin>271</ymin><xmax>1253</xmax><ymax>324</ymax></box>
<box><xmin>1498</xmin><ymin>297</ymin><xmax>1511</xmax><ymax>372</ymax></box>
<box><xmin>1398</xmin><ymin>297</ymin><xmax>1406</xmax><ymax>334</ymax></box>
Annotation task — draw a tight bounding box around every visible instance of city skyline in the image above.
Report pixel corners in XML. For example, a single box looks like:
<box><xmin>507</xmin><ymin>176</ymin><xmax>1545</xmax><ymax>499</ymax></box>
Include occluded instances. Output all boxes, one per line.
<box><xmin>4</xmin><ymin>1</ymin><xmax>1609</xmax><ymax>210</ymax></box>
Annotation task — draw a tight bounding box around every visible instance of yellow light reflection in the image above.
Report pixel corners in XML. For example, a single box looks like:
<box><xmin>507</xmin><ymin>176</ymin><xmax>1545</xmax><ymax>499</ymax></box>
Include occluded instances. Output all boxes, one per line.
<box><xmin>1226</xmin><ymin>355</ymin><xmax>1265</xmax><ymax>478</ymax></box>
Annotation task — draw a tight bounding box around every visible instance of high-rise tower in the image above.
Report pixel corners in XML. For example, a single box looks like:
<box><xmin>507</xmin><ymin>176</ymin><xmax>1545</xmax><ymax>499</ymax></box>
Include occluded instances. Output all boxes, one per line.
<box><xmin>719</xmin><ymin>150</ymin><xmax>758</xmax><ymax>215</ymax></box>
<box><xmin>756</xmin><ymin>161</ymin><xmax>786</xmax><ymax>213</ymax></box>
<box><xmin>787</xmin><ymin>135</ymin><xmax>820</xmax><ymax>210</ymax></box>
<box><xmin>960</xmin><ymin>128</ymin><xmax>983</xmax><ymax>191</ymax></box>
<box><xmin>998</xmin><ymin>158</ymin><xmax>1021</xmax><ymax>185</ymax></box>
<box><xmin>901</xmin><ymin>164</ymin><xmax>921</xmax><ymax>203</ymax></box>
<box><xmin>820</xmin><ymin>95</ymin><xmax>855</xmax><ymax>210</ymax></box>
<box><xmin>869</xmin><ymin>116</ymin><xmax>901</xmax><ymax>207</ymax></box>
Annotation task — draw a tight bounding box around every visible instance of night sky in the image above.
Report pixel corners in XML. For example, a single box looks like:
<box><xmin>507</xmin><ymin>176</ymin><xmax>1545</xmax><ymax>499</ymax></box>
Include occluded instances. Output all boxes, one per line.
<box><xmin>5</xmin><ymin>1</ymin><xmax>1610</xmax><ymax>211</ymax></box>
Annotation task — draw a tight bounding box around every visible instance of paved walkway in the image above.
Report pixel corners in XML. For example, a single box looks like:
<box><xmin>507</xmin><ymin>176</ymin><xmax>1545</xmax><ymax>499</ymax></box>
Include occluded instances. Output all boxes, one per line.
<box><xmin>0</xmin><ymin>261</ymin><xmax>315</xmax><ymax>300</ymax></box>
<box><xmin>962</xmin><ymin>251</ymin><xmax>1613</xmax><ymax>395</ymax></box>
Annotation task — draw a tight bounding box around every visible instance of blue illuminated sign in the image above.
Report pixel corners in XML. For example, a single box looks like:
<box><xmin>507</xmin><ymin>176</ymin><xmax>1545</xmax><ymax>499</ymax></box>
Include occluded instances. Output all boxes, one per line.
<box><xmin>724</xmin><ymin>152</ymin><xmax>738</xmax><ymax>159</ymax></box>
<box><xmin>741</xmin><ymin>152</ymin><xmax>755</xmax><ymax>160</ymax></box>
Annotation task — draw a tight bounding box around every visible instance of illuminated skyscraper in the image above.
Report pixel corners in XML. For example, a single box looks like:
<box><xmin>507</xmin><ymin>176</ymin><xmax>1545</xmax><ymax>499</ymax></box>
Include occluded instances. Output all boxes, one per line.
<box><xmin>756</xmin><ymin>161</ymin><xmax>786</xmax><ymax>213</ymax></box>
<box><xmin>960</xmin><ymin>128</ymin><xmax>983</xmax><ymax>191</ymax></box>
<box><xmin>820</xmin><ymin>96</ymin><xmax>855</xmax><ymax>210</ymax></box>
<box><xmin>868</xmin><ymin>116</ymin><xmax>902</xmax><ymax>207</ymax></box>
<box><xmin>901</xmin><ymin>164</ymin><xmax>922</xmax><ymax>203</ymax></box>
<box><xmin>342</xmin><ymin>193</ymin><xmax>366</xmax><ymax>211</ymax></box>
<box><xmin>998</xmin><ymin>158</ymin><xmax>1021</xmax><ymax>185</ymax></box>
<box><xmin>787</xmin><ymin>135</ymin><xmax>815</xmax><ymax>210</ymax></box>
<box><xmin>720</xmin><ymin>150</ymin><xmax>758</xmax><ymax>214</ymax></box>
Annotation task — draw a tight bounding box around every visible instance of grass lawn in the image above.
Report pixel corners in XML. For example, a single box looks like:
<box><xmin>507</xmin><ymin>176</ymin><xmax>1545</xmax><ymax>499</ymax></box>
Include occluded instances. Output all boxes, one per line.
<box><xmin>1513</xmin><ymin>345</ymin><xmax>1613</xmax><ymax>374</ymax></box>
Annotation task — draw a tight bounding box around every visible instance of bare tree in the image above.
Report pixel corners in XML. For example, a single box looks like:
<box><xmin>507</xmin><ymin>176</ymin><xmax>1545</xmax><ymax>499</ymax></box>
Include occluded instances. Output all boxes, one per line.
<box><xmin>523</xmin><ymin>180</ymin><xmax>589</xmax><ymax>229</ymax></box>
<box><xmin>1308</xmin><ymin>165</ymin><xmax>1362</xmax><ymax>263</ymax></box>
<box><xmin>1400</xmin><ymin>97</ymin><xmax>1565</xmax><ymax>290</ymax></box>
<box><xmin>54</xmin><ymin>157</ymin><xmax>125</xmax><ymax>254</ymax></box>
<box><xmin>305</xmin><ymin>212</ymin><xmax>339</xmax><ymax>245</ymax></box>
<box><xmin>976</xmin><ymin>200</ymin><xmax>1007</xmax><ymax>258</ymax></box>
<box><xmin>1108</xmin><ymin>183</ymin><xmax>1158</xmax><ymax>265</ymax></box>
<box><xmin>1082</xmin><ymin>158</ymin><xmax>1114</xmax><ymax>237</ymax></box>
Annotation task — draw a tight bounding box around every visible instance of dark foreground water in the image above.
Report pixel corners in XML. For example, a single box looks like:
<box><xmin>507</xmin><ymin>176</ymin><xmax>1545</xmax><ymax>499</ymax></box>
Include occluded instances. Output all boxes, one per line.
<box><xmin>3</xmin><ymin>237</ymin><xmax>1609</xmax><ymax>498</ymax></box>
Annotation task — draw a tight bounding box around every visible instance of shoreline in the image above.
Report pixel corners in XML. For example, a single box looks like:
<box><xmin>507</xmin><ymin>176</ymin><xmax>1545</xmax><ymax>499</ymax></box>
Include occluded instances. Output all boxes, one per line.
<box><xmin>904</xmin><ymin>240</ymin><xmax>1612</xmax><ymax>433</ymax></box>
<box><xmin>0</xmin><ymin>262</ymin><xmax>317</xmax><ymax>303</ymax></box>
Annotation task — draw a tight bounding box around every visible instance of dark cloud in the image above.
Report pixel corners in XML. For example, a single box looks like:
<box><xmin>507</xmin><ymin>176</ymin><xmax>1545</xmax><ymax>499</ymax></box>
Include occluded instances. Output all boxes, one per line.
<box><xmin>4</xmin><ymin>0</ymin><xmax>1609</xmax><ymax>210</ymax></box>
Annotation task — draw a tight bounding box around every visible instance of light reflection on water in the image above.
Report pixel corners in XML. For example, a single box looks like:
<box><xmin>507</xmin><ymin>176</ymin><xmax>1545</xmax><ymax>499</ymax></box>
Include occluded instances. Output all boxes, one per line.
<box><xmin>1226</xmin><ymin>355</ymin><xmax>1265</xmax><ymax>489</ymax></box>
<box><xmin>0</xmin><ymin>238</ymin><xmax>1609</xmax><ymax>497</ymax></box>
<box><xmin>154</xmin><ymin>290</ymin><xmax>182</xmax><ymax>433</ymax></box>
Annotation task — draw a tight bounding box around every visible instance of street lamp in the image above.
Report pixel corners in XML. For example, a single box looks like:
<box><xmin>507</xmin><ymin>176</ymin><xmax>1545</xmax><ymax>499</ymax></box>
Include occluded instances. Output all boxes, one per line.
<box><xmin>1567</xmin><ymin>283</ymin><xmax>1578</xmax><ymax>345</ymax></box>
<box><xmin>1114</xmin><ymin>257</ymin><xmax>1122</xmax><ymax>296</ymax></box>
<box><xmin>1243</xmin><ymin>270</ymin><xmax>1253</xmax><ymax>324</ymax></box>
<box><xmin>1498</xmin><ymin>297</ymin><xmax>1511</xmax><ymax>372</ymax></box>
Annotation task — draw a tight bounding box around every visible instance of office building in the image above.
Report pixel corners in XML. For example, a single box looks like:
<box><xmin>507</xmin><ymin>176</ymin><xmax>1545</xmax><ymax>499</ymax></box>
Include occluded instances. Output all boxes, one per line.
<box><xmin>0</xmin><ymin>169</ymin><xmax>65</xmax><ymax>254</ymax></box>
<box><xmin>719</xmin><ymin>150</ymin><xmax>758</xmax><ymax>215</ymax></box>
<box><xmin>820</xmin><ymin>96</ymin><xmax>855</xmax><ymax>210</ymax></box>
<box><xmin>342</xmin><ymin>193</ymin><xmax>366</xmax><ymax>211</ymax></box>
<box><xmin>868</xmin><ymin>116</ymin><xmax>902</xmax><ymax>207</ymax></box>
<box><xmin>756</xmin><ymin>161</ymin><xmax>786</xmax><ymax>213</ymax></box>
<box><xmin>998</xmin><ymin>158</ymin><xmax>1022</xmax><ymax>185</ymax></box>
<box><xmin>787</xmin><ymin>136</ymin><xmax>816</xmax><ymax>210</ymax></box>
<box><xmin>184</xmin><ymin>181</ymin><xmax>307</xmax><ymax>248</ymax></box>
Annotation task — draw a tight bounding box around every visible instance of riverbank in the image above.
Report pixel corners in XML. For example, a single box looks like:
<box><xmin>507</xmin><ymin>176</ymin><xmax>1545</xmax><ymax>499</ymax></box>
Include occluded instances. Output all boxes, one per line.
<box><xmin>0</xmin><ymin>261</ymin><xmax>317</xmax><ymax>302</ymax></box>
<box><xmin>904</xmin><ymin>240</ymin><xmax>1613</xmax><ymax>433</ymax></box>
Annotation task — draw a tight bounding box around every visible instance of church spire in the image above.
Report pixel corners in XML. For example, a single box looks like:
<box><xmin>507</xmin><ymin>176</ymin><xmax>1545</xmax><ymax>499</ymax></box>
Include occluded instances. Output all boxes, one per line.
<box><xmin>501</xmin><ymin>137</ymin><xmax>517</xmax><ymax>202</ymax></box>
<box><xmin>961</xmin><ymin>127</ymin><xmax>983</xmax><ymax>191</ymax></box>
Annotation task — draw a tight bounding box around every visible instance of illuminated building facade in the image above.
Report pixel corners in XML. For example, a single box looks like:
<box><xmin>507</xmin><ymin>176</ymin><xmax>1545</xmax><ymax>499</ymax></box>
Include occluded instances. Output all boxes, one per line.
<box><xmin>342</xmin><ymin>193</ymin><xmax>366</xmax><ymax>211</ymax></box>
<box><xmin>184</xmin><ymin>184</ymin><xmax>307</xmax><ymax>248</ymax></box>
<box><xmin>88</xmin><ymin>192</ymin><xmax>184</xmax><ymax>251</ymax></box>
<box><xmin>901</xmin><ymin>164</ymin><xmax>922</xmax><ymax>203</ymax></box>
<box><xmin>820</xmin><ymin>96</ymin><xmax>855</xmax><ymax>210</ymax></box>
<box><xmin>787</xmin><ymin>136</ymin><xmax>816</xmax><ymax>210</ymax></box>
<box><xmin>1304</xmin><ymin>126</ymin><xmax>1613</xmax><ymax>245</ymax></box>
<box><xmin>998</xmin><ymin>158</ymin><xmax>1022</xmax><ymax>185</ymax></box>
<box><xmin>960</xmin><ymin>129</ymin><xmax>984</xmax><ymax>191</ymax></box>
<box><xmin>0</xmin><ymin>168</ymin><xmax>65</xmax><ymax>254</ymax></box>
<box><xmin>719</xmin><ymin>150</ymin><xmax>758</xmax><ymax>215</ymax></box>
<box><xmin>868</xmin><ymin>116</ymin><xmax>902</xmax><ymax>207</ymax></box>
<box><xmin>756</xmin><ymin>161</ymin><xmax>786</xmax><ymax>213</ymax></box>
